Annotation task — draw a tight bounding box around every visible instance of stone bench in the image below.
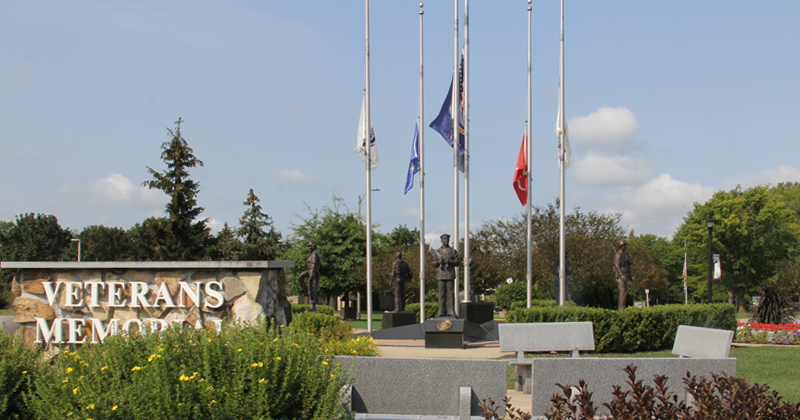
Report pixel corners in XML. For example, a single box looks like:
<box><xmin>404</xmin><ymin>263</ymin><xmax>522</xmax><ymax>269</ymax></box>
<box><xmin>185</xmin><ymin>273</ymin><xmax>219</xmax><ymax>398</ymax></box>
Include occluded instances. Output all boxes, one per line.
<box><xmin>498</xmin><ymin>321</ymin><xmax>595</xmax><ymax>393</ymax></box>
<box><xmin>336</xmin><ymin>356</ymin><xmax>507</xmax><ymax>419</ymax></box>
<box><xmin>524</xmin><ymin>325</ymin><xmax>736</xmax><ymax>417</ymax></box>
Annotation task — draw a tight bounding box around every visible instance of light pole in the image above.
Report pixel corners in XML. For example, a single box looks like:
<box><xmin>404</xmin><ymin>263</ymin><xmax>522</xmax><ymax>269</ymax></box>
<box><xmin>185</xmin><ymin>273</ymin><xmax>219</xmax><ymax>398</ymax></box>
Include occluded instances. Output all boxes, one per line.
<box><xmin>706</xmin><ymin>218</ymin><xmax>715</xmax><ymax>304</ymax></box>
<box><xmin>71</xmin><ymin>238</ymin><xmax>81</xmax><ymax>262</ymax></box>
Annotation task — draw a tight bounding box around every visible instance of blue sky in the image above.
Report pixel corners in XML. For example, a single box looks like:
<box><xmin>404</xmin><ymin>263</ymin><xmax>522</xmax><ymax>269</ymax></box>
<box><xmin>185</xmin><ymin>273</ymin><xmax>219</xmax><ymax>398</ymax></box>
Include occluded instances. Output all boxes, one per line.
<box><xmin>1</xmin><ymin>1</ymin><xmax>799</xmax><ymax>247</ymax></box>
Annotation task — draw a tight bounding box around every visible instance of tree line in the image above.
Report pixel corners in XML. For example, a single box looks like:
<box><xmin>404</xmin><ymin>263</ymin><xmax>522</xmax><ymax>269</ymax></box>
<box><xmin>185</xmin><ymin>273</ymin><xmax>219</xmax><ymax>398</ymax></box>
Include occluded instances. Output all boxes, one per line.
<box><xmin>2</xmin><ymin>119</ymin><xmax>799</xmax><ymax>311</ymax></box>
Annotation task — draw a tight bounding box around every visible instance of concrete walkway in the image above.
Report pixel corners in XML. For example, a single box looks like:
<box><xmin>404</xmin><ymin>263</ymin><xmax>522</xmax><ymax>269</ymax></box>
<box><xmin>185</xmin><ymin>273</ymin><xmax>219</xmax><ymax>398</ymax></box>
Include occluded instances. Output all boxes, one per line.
<box><xmin>373</xmin><ymin>336</ymin><xmax>531</xmax><ymax>415</ymax></box>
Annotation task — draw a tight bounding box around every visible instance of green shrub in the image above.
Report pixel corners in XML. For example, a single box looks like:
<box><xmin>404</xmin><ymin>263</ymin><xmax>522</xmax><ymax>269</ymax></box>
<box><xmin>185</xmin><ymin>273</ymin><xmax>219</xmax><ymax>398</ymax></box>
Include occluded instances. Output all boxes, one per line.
<box><xmin>24</xmin><ymin>321</ymin><xmax>352</xmax><ymax>420</ymax></box>
<box><xmin>0</xmin><ymin>332</ymin><xmax>41</xmax><ymax>419</ymax></box>
<box><xmin>506</xmin><ymin>304</ymin><xmax>736</xmax><ymax>353</ymax></box>
<box><xmin>494</xmin><ymin>281</ymin><xmax>527</xmax><ymax>310</ymax></box>
<box><xmin>291</xmin><ymin>304</ymin><xmax>338</xmax><ymax>317</ymax></box>
<box><xmin>406</xmin><ymin>302</ymin><xmax>439</xmax><ymax>322</ymax></box>
<box><xmin>509</xmin><ymin>299</ymin><xmax>557</xmax><ymax>310</ymax></box>
<box><xmin>290</xmin><ymin>311</ymin><xmax>353</xmax><ymax>343</ymax></box>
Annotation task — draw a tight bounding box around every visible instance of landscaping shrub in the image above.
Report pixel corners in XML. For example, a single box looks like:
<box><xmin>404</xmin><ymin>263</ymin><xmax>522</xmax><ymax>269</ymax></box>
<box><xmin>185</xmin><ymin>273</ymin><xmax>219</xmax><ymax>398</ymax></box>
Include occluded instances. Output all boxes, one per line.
<box><xmin>0</xmin><ymin>332</ymin><xmax>41</xmax><ymax>419</ymax></box>
<box><xmin>291</xmin><ymin>304</ymin><xmax>338</xmax><ymax>317</ymax></box>
<box><xmin>494</xmin><ymin>281</ymin><xmax>527</xmax><ymax>310</ymax></box>
<box><xmin>24</xmin><ymin>321</ymin><xmax>352</xmax><ymax>420</ymax></box>
<box><xmin>406</xmin><ymin>302</ymin><xmax>438</xmax><ymax>323</ymax></box>
<box><xmin>509</xmin><ymin>300</ymin><xmax>558</xmax><ymax>310</ymax></box>
<box><xmin>543</xmin><ymin>365</ymin><xmax>800</xmax><ymax>420</ymax></box>
<box><xmin>751</xmin><ymin>283</ymin><xmax>794</xmax><ymax>325</ymax></box>
<box><xmin>506</xmin><ymin>304</ymin><xmax>736</xmax><ymax>353</ymax></box>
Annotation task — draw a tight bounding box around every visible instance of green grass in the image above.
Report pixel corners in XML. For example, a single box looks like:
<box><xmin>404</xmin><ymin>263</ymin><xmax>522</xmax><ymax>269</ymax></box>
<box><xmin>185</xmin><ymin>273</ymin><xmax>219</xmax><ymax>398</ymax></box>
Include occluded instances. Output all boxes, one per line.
<box><xmin>345</xmin><ymin>311</ymin><xmax>383</xmax><ymax>331</ymax></box>
<box><xmin>0</xmin><ymin>307</ymin><xmax>13</xmax><ymax>317</ymax></box>
<box><xmin>505</xmin><ymin>346</ymin><xmax>800</xmax><ymax>404</ymax></box>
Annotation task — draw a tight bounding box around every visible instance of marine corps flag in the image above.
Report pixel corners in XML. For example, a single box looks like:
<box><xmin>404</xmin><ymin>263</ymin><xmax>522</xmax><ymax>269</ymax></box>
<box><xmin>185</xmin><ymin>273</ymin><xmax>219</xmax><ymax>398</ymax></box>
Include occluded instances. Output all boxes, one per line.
<box><xmin>513</xmin><ymin>130</ymin><xmax>528</xmax><ymax>206</ymax></box>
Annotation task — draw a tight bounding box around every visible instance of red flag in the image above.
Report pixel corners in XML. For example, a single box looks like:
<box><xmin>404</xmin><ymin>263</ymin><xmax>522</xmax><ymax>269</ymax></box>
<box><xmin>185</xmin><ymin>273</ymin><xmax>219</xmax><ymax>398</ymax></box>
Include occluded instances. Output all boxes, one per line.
<box><xmin>513</xmin><ymin>131</ymin><xmax>528</xmax><ymax>206</ymax></box>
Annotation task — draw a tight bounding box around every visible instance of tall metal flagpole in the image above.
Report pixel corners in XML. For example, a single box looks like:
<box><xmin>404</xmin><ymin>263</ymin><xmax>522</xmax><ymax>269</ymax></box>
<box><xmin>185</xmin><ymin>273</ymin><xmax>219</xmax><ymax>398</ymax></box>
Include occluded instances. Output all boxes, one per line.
<box><xmin>557</xmin><ymin>0</ymin><xmax>567</xmax><ymax>307</ymax></box>
<box><xmin>526</xmin><ymin>0</ymin><xmax>533</xmax><ymax>308</ymax></box>
<box><xmin>419</xmin><ymin>3</ymin><xmax>427</xmax><ymax>323</ymax></box>
<box><xmin>365</xmin><ymin>0</ymin><xmax>374</xmax><ymax>332</ymax></box>
<box><xmin>452</xmin><ymin>0</ymin><xmax>460</xmax><ymax>317</ymax></box>
<box><xmin>463</xmin><ymin>0</ymin><xmax>471</xmax><ymax>306</ymax></box>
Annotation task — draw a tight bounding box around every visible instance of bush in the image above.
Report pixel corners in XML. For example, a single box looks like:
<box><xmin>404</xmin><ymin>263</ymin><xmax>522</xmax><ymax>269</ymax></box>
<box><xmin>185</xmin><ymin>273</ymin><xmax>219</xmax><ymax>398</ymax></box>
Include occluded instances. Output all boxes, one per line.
<box><xmin>406</xmin><ymin>302</ymin><xmax>439</xmax><ymax>323</ymax></box>
<box><xmin>0</xmin><ymin>332</ymin><xmax>41</xmax><ymax>419</ymax></box>
<box><xmin>510</xmin><ymin>300</ymin><xmax>558</xmax><ymax>310</ymax></box>
<box><xmin>291</xmin><ymin>304</ymin><xmax>338</xmax><ymax>317</ymax></box>
<box><xmin>24</xmin><ymin>321</ymin><xmax>352</xmax><ymax>420</ymax></box>
<box><xmin>542</xmin><ymin>365</ymin><xmax>800</xmax><ymax>420</ymax></box>
<box><xmin>751</xmin><ymin>283</ymin><xmax>794</xmax><ymax>325</ymax></box>
<box><xmin>506</xmin><ymin>304</ymin><xmax>736</xmax><ymax>353</ymax></box>
<box><xmin>494</xmin><ymin>281</ymin><xmax>527</xmax><ymax>310</ymax></box>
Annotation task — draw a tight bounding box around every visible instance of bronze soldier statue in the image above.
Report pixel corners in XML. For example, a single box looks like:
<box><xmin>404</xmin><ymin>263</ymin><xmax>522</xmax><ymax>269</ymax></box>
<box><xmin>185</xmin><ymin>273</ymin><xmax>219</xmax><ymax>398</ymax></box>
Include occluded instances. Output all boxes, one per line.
<box><xmin>298</xmin><ymin>241</ymin><xmax>321</xmax><ymax>312</ymax></box>
<box><xmin>432</xmin><ymin>233</ymin><xmax>459</xmax><ymax>318</ymax></box>
<box><xmin>614</xmin><ymin>240</ymin><xmax>632</xmax><ymax>310</ymax></box>
<box><xmin>390</xmin><ymin>252</ymin><xmax>413</xmax><ymax>312</ymax></box>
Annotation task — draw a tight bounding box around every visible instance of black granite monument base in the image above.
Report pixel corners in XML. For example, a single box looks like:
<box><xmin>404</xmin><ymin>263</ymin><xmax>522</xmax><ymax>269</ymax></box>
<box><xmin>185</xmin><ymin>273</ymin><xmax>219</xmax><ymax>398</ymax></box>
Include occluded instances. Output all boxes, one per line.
<box><xmin>381</xmin><ymin>311</ymin><xmax>416</xmax><ymax>329</ymax></box>
<box><xmin>424</xmin><ymin>318</ymin><xmax>466</xmax><ymax>349</ymax></box>
<box><xmin>459</xmin><ymin>301</ymin><xmax>495</xmax><ymax>325</ymax></box>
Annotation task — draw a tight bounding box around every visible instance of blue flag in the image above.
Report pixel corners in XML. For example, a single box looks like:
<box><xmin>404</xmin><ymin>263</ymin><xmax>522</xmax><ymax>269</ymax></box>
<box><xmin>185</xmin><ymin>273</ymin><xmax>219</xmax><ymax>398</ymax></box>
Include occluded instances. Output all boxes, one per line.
<box><xmin>429</xmin><ymin>75</ymin><xmax>465</xmax><ymax>172</ymax></box>
<box><xmin>404</xmin><ymin>122</ymin><xmax>420</xmax><ymax>194</ymax></box>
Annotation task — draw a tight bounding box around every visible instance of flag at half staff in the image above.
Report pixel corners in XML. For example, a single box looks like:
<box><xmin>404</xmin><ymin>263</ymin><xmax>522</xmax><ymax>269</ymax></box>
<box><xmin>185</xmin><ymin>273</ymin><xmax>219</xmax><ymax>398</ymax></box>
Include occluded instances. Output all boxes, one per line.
<box><xmin>355</xmin><ymin>94</ymin><xmax>378</xmax><ymax>170</ymax></box>
<box><xmin>556</xmin><ymin>91</ymin><xmax>571</xmax><ymax>170</ymax></box>
<box><xmin>513</xmin><ymin>130</ymin><xmax>528</xmax><ymax>206</ymax></box>
<box><xmin>429</xmin><ymin>56</ymin><xmax>465</xmax><ymax>172</ymax></box>
<box><xmin>404</xmin><ymin>122</ymin><xmax>420</xmax><ymax>195</ymax></box>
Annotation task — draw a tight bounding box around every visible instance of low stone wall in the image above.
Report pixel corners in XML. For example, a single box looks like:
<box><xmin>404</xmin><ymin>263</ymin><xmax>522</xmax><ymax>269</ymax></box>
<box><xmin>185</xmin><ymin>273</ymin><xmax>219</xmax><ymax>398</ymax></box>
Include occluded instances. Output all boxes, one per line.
<box><xmin>3</xmin><ymin>261</ymin><xmax>293</xmax><ymax>345</ymax></box>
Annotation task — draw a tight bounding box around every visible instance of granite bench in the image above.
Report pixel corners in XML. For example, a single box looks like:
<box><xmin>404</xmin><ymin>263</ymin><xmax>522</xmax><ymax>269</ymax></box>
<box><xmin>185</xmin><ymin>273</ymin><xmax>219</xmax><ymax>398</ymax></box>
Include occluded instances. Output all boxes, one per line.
<box><xmin>524</xmin><ymin>325</ymin><xmax>737</xmax><ymax>417</ymax></box>
<box><xmin>336</xmin><ymin>356</ymin><xmax>507</xmax><ymax>419</ymax></box>
<box><xmin>498</xmin><ymin>321</ymin><xmax>595</xmax><ymax>394</ymax></box>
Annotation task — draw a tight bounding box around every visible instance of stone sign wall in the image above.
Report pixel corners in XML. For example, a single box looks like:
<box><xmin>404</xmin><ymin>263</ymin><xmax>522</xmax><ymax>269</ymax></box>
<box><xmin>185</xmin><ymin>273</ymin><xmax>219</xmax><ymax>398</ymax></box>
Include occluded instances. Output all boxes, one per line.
<box><xmin>3</xmin><ymin>261</ymin><xmax>293</xmax><ymax>345</ymax></box>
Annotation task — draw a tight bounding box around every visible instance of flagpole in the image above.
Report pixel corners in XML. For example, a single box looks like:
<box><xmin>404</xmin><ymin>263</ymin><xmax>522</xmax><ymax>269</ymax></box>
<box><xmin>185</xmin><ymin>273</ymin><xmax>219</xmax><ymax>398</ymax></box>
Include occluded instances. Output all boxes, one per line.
<box><xmin>418</xmin><ymin>2</ymin><xmax>426</xmax><ymax>323</ymax></box>
<box><xmin>364</xmin><ymin>0</ymin><xmax>374</xmax><ymax>333</ymax></box>
<box><xmin>463</xmin><ymin>0</ymin><xmax>471</xmax><ymax>306</ymax></box>
<box><xmin>526</xmin><ymin>0</ymin><xmax>533</xmax><ymax>308</ymax></box>
<box><xmin>684</xmin><ymin>240</ymin><xmax>688</xmax><ymax>305</ymax></box>
<box><xmin>452</xmin><ymin>0</ymin><xmax>460</xmax><ymax>317</ymax></box>
<box><xmin>558</xmin><ymin>0</ymin><xmax>566</xmax><ymax>307</ymax></box>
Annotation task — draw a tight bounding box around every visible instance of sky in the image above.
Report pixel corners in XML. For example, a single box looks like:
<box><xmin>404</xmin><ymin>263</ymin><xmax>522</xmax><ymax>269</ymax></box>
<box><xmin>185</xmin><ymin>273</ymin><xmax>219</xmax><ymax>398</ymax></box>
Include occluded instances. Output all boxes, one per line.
<box><xmin>1</xmin><ymin>1</ymin><xmax>799</xmax><ymax>248</ymax></box>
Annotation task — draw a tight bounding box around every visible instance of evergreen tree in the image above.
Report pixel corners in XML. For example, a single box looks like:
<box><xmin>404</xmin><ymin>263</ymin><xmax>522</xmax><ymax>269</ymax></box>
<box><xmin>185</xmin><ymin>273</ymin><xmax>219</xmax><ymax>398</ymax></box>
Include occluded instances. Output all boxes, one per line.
<box><xmin>212</xmin><ymin>223</ymin><xmax>242</xmax><ymax>261</ymax></box>
<box><xmin>142</xmin><ymin>118</ymin><xmax>210</xmax><ymax>260</ymax></box>
<box><xmin>237</xmin><ymin>189</ymin><xmax>282</xmax><ymax>260</ymax></box>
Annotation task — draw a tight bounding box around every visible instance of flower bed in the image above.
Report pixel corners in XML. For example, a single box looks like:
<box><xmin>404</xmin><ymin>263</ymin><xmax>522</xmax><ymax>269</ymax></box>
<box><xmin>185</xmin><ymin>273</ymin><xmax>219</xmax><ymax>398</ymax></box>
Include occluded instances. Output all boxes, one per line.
<box><xmin>736</xmin><ymin>322</ymin><xmax>800</xmax><ymax>345</ymax></box>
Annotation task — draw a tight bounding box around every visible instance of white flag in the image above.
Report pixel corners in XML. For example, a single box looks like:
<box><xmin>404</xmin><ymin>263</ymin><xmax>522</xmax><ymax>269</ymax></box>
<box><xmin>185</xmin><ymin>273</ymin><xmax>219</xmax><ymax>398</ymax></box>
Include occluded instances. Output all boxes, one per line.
<box><xmin>713</xmin><ymin>254</ymin><xmax>721</xmax><ymax>280</ymax></box>
<box><xmin>556</xmin><ymin>99</ymin><xmax>571</xmax><ymax>170</ymax></box>
<box><xmin>355</xmin><ymin>95</ymin><xmax>378</xmax><ymax>170</ymax></box>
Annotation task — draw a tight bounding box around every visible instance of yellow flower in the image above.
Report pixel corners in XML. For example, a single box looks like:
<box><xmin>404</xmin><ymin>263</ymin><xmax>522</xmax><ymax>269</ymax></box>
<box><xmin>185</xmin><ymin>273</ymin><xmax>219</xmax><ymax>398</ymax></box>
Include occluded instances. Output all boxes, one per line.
<box><xmin>207</xmin><ymin>338</ymin><xmax>212</xmax><ymax>343</ymax></box>
<box><xmin>293</xmin><ymin>343</ymin><xmax>299</xmax><ymax>348</ymax></box>
<box><xmin>21</xmin><ymin>371</ymin><xmax>27</xmax><ymax>375</ymax></box>
<box><xmin>101</xmin><ymin>366</ymin><xmax>108</xmax><ymax>371</ymax></box>
<box><xmin>258</xmin><ymin>378</ymin><xmax>266</xmax><ymax>384</ymax></box>
<box><xmin>206</xmin><ymin>386</ymin><xmax>213</xmax><ymax>391</ymax></box>
<box><xmin>111</xmin><ymin>405</ymin><xmax>118</xmax><ymax>411</ymax></box>
<box><xmin>275</xmin><ymin>357</ymin><xmax>281</xmax><ymax>361</ymax></box>
<box><xmin>86</xmin><ymin>403</ymin><xmax>95</xmax><ymax>410</ymax></box>
<box><xmin>148</xmin><ymin>354</ymin><xmax>156</xmax><ymax>362</ymax></box>
<box><xmin>237</xmin><ymin>348</ymin><xmax>242</xmax><ymax>352</ymax></box>
<box><xmin>330</xmin><ymin>374</ymin><xmax>335</xmax><ymax>379</ymax></box>
<box><xmin>322</xmin><ymin>361</ymin><xmax>328</xmax><ymax>365</ymax></box>
<box><xmin>251</xmin><ymin>363</ymin><xmax>258</xmax><ymax>368</ymax></box>
<box><xmin>131</xmin><ymin>366</ymin><xmax>141</xmax><ymax>372</ymax></box>
<box><xmin>72</xmin><ymin>387</ymin><xmax>78</xmax><ymax>395</ymax></box>
<box><xmin>273</xmin><ymin>338</ymin><xmax>279</xmax><ymax>342</ymax></box>
<box><xmin>62</xmin><ymin>377</ymin><xmax>69</xmax><ymax>384</ymax></box>
<box><xmin>65</xmin><ymin>367</ymin><xmax>73</xmax><ymax>374</ymax></box>
<box><xmin>258</xmin><ymin>362</ymin><xmax>263</xmax><ymax>367</ymax></box>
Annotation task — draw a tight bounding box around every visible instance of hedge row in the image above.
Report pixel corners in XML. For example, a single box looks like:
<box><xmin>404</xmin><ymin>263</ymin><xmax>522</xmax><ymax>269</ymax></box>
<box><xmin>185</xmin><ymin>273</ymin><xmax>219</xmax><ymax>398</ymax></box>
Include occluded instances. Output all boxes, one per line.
<box><xmin>405</xmin><ymin>302</ymin><xmax>439</xmax><ymax>323</ymax></box>
<box><xmin>505</xmin><ymin>303</ymin><xmax>736</xmax><ymax>353</ymax></box>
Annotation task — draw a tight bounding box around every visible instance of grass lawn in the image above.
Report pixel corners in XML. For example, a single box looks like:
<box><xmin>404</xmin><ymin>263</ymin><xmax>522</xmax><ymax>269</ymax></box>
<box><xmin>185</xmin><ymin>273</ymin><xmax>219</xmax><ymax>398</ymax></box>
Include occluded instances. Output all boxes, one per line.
<box><xmin>505</xmin><ymin>346</ymin><xmax>800</xmax><ymax>404</ymax></box>
<box><xmin>345</xmin><ymin>311</ymin><xmax>384</xmax><ymax>331</ymax></box>
<box><xmin>0</xmin><ymin>307</ymin><xmax>13</xmax><ymax>316</ymax></box>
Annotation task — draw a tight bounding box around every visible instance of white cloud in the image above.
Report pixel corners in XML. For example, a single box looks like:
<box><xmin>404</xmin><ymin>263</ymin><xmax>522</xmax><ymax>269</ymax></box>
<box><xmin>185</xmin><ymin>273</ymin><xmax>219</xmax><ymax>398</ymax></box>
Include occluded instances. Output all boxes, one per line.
<box><xmin>401</xmin><ymin>206</ymin><xmax>419</xmax><ymax>219</ymax></box>
<box><xmin>569</xmin><ymin>107</ymin><xmax>640</xmax><ymax>147</ymax></box>
<box><xmin>605</xmin><ymin>174</ymin><xmax>715</xmax><ymax>238</ymax></box>
<box><xmin>90</xmin><ymin>173</ymin><xmax>165</xmax><ymax>207</ymax></box>
<box><xmin>276</xmin><ymin>169</ymin><xmax>316</xmax><ymax>184</ymax></box>
<box><xmin>719</xmin><ymin>165</ymin><xmax>800</xmax><ymax>191</ymax></box>
<box><xmin>206</xmin><ymin>218</ymin><xmax>224</xmax><ymax>234</ymax></box>
<box><xmin>573</xmin><ymin>153</ymin><xmax>654</xmax><ymax>187</ymax></box>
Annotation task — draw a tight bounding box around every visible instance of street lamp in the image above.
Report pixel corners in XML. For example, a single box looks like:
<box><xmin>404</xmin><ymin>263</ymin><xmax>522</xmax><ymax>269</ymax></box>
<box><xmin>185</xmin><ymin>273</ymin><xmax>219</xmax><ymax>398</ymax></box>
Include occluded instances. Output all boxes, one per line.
<box><xmin>706</xmin><ymin>218</ymin><xmax>715</xmax><ymax>304</ymax></box>
<box><xmin>71</xmin><ymin>238</ymin><xmax>81</xmax><ymax>262</ymax></box>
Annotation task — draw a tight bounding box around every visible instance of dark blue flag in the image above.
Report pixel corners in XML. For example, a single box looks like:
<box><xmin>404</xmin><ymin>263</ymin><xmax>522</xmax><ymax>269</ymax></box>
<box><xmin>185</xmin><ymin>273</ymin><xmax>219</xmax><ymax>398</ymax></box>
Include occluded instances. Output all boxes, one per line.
<box><xmin>429</xmin><ymin>76</ymin><xmax>465</xmax><ymax>172</ymax></box>
<box><xmin>404</xmin><ymin>122</ymin><xmax>420</xmax><ymax>195</ymax></box>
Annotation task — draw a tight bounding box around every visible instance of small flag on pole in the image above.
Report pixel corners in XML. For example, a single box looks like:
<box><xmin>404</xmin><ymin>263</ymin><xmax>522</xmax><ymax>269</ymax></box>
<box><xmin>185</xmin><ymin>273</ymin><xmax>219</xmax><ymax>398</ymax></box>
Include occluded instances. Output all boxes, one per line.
<box><xmin>404</xmin><ymin>122</ymin><xmax>420</xmax><ymax>195</ymax></box>
<box><xmin>513</xmin><ymin>130</ymin><xmax>528</xmax><ymax>206</ymax></box>
<box><xmin>556</xmin><ymin>90</ymin><xmax>571</xmax><ymax>170</ymax></box>
<box><xmin>682</xmin><ymin>252</ymin><xmax>688</xmax><ymax>279</ymax></box>
<box><xmin>355</xmin><ymin>94</ymin><xmax>378</xmax><ymax>170</ymax></box>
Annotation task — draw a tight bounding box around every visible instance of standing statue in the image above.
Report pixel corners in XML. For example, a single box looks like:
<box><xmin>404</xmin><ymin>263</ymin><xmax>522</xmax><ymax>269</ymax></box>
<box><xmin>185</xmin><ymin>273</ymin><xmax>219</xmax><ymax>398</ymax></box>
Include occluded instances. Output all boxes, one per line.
<box><xmin>390</xmin><ymin>252</ymin><xmax>413</xmax><ymax>312</ymax></box>
<box><xmin>298</xmin><ymin>241</ymin><xmax>321</xmax><ymax>312</ymax></box>
<box><xmin>432</xmin><ymin>233</ymin><xmax>460</xmax><ymax>318</ymax></box>
<box><xmin>551</xmin><ymin>252</ymin><xmax>573</xmax><ymax>302</ymax></box>
<box><xmin>613</xmin><ymin>240</ymin><xmax>633</xmax><ymax>310</ymax></box>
